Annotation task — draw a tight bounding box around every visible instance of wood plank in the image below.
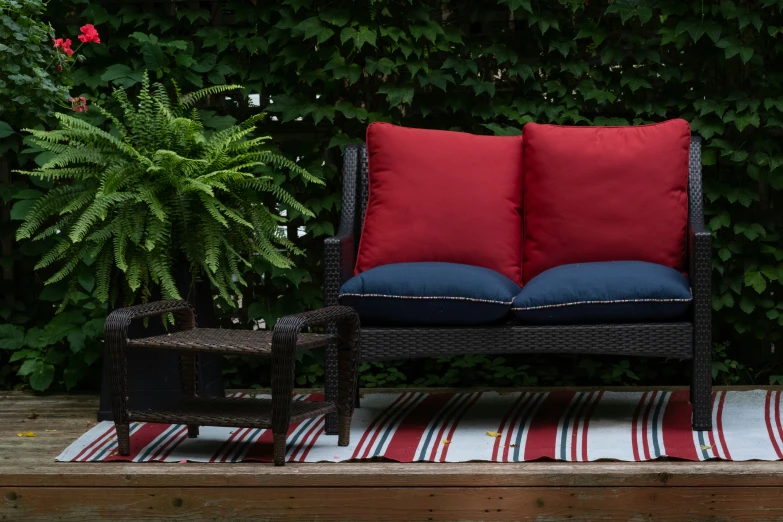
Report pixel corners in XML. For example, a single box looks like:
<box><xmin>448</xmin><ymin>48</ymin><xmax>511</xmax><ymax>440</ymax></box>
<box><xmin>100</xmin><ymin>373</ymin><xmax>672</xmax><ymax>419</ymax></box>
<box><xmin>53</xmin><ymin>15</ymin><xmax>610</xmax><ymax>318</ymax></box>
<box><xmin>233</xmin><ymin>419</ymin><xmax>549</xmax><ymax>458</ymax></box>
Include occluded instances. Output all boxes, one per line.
<box><xmin>4</xmin><ymin>461</ymin><xmax>783</xmax><ymax>488</ymax></box>
<box><xmin>3</xmin><ymin>486</ymin><xmax>783</xmax><ymax>521</ymax></box>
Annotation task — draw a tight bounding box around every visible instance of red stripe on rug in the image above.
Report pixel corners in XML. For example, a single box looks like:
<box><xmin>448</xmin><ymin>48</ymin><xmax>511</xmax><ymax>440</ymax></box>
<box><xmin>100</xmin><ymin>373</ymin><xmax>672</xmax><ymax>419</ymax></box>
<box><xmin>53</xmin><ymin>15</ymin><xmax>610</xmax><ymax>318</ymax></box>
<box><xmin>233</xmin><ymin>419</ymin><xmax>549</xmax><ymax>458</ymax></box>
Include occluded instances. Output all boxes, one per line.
<box><xmin>661</xmin><ymin>390</ymin><xmax>698</xmax><ymax>461</ymax></box>
<box><xmin>765</xmin><ymin>390</ymin><xmax>783</xmax><ymax>459</ymax></box>
<box><xmin>716</xmin><ymin>391</ymin><xmax>732</xmax><ymax>460</ymax></box>
<box><xmin>149</xmin><ymin>425</ymin><xmax>188</xmax><ymax>462</ymax></box>
<box><xmin>290</xmin><ymin>417</ymin><xmax>325</xmax><ymax>462</ymax></box>
<box><xmin>362</xmin><ymin>392</ymin><xmax>419</xmax><ymax>459</ymax></box>
<box><xmin>524</xmin><ymin>391</ymin><xmax>576</xmax><ymax>461</ymax></box>
<box><xmin>220</xmin><ymin>428</ymin><xmax>255</xmax><ymax>463</ymax></box>
<box><xmin>297</xmin><ymin>421</ymin><xmax>326</xmax><ymax>462</ymax></box>
<box><xmin>428</xmin><ymin>393</ymin><xmax>474</xmax><ymax>461</ymax></box>
<box><xmin>351</xmin><ymin>393</ymin><xmax>410</xmax><ymax>460</ymax></box>
<box><xmin>501</xmin><ymin>393</ymin><xmax>537</xmax><ymax>463</ymax></box>
<box><xmin>570</xmin><ymin>392</ymin><xmax>594</xmax><ymax>462</ymax></box>
<box><xmin>243</xmin><ymin>423</ymin><xmax>297</xmax><ymax>462</ymax></box>
<box><xmin>641</xmin><ymin>390</ymin><xmax>659</xmax><ymax>461</ymax></box>
<box><xmin>631</xmin><ymin>391</ymin><xmax>648</xmax><ymax>461</ymax></box>
<box><xmin>440</xmin><ymin>392</ymin><xmax>484</xmax><ymax>462</ymax></box>
<box><xmin>103</xmin><ymin>422</ymin><xmax>171</xmax><ymax>462</ymax></box>
<box><xmin>493</xmin><ymin>393</ymin><xmax>530</xmax><ymax>462</ymax></box>
<box><xmin>775</xmin><ymin>391</ymin><xmax>783</xmax><ymax>455</ymax></box>
<box><xmin>210</xmin><ymin>427</ymin><xmax>248</xmax><ymax>463</ymax></box>
<box><xmin>706</xmin><ymin>393</ymin><xmax>719</xmax><ymax>459</ymax></box>
<box><xmin>74</xmin><ymin>424</ymin><xmax>116</xmax><ymax>461</ymax></box>
<box><xmin>384</xmin><ymin>393</ymin><xmax>455</xmax><ymax>462</ymax></box>
<box><xmin>581</xmin><ymin>390</ymin><xmax>604</xmax><ymax>462</ymax></box>
<box><xmin>156</xmin><ymin>428</ymin><xmax>190</xmax><ymax>462</ymax></box>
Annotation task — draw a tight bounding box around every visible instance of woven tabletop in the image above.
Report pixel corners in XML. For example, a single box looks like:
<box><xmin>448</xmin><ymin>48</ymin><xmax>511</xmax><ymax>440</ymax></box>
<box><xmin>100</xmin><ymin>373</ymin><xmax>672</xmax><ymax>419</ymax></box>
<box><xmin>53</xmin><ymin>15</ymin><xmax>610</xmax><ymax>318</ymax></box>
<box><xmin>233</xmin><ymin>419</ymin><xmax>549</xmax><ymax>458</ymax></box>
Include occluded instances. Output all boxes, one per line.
<box><xmin>127</xmin><ymin>328</ymin><xmax>336</xmax><ymax>356</ymax></box>
<box><xmin>128</xmin><ymin>396</ymin><xmax>337</xmax><ymax>428</ymax></box>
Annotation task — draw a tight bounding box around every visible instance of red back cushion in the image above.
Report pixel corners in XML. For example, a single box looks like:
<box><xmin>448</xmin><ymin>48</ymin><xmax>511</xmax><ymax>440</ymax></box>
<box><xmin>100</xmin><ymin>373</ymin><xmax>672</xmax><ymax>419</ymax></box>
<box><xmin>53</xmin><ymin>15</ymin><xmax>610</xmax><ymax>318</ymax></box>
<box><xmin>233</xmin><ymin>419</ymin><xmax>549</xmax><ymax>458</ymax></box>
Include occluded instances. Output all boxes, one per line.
<box><xmin>356</xmin><ymin>122</ymin><xmax>524</xmax><ymax>283</ymax></box>
<box><xmin>522</xmin><ymin>119</ymin><xmax>690</xmax><ymax>283</ymax></box>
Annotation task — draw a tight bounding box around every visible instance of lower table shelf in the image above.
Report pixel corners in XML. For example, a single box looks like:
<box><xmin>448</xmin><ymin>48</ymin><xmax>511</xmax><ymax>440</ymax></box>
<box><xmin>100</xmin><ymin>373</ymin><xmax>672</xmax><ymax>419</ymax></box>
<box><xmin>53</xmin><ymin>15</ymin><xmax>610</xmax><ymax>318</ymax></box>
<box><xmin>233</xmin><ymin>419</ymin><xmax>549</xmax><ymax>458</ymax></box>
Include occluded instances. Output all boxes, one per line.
<box><xmin>127</xmin><ymin>396</ymin><xmax>337</xmax><ymax>428</ymax></box>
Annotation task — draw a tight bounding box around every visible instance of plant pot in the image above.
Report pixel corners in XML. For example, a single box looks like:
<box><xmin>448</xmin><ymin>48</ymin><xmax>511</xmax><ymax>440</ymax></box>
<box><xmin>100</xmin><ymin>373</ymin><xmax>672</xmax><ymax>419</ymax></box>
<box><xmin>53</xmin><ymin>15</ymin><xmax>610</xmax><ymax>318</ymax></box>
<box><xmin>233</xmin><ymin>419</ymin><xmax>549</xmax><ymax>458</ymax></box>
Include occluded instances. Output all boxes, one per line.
<box><xmin>97</xmin><ymin>271</ymin><xmax>225</xmax><ymax>421</ymax></box>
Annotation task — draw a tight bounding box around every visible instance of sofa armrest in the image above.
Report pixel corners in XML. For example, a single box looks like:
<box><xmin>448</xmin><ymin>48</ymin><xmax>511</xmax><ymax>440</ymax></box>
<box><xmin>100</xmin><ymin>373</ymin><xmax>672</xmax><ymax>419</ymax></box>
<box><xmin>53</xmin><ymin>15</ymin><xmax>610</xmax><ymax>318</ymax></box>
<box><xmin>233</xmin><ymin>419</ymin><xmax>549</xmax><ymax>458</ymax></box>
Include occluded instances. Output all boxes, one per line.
<box><xmin>324</xmin><ymin>145</ymin><xmax>360</xmax><ymax>306</ymax></box>
<box><xmin>689</xmin><ymin>219</ymin><xmax>711</xmax><ymax>306</ymax></box>
<box><xmin>687</xmin><ymin>136</ymin><xmax>711</xmax><ymax>308</ymax></box>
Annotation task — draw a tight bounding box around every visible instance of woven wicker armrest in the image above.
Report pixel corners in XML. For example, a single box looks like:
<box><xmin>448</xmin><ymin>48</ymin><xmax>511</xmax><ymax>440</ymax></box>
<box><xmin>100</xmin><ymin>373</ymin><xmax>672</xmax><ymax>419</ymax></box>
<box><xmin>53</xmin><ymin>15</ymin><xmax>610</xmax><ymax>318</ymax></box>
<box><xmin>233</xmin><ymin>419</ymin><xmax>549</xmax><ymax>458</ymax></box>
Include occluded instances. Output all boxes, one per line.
<box><xmin>687</xmin><ymin>136</ymin><xmax>711</xmax><ymax>302</ymax></box>
<box><xmin>272</xmin><ymin>306</ymin><xmax>360</xmax><ymax>440</ymax></box>
<box><xmin>105</xmin><ymin>300</ymin><xmax>196</xmax><ymax>345</ymax></box>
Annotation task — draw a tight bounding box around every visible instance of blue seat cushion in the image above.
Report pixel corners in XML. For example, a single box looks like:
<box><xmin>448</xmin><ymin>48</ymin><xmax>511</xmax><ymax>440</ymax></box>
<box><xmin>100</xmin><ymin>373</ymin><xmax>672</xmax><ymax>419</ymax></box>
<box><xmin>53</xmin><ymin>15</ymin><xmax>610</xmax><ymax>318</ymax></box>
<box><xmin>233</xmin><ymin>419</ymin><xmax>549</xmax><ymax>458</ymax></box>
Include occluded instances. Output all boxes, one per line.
<box><xmin>339</xmin><ymin>262</ymin><xmax>521</xmax><ymax>325</ymax></box>
<box><xmin>512</xmin><ymin>261</ymin><xmax>692</xmax><ymax>324</ymax></box>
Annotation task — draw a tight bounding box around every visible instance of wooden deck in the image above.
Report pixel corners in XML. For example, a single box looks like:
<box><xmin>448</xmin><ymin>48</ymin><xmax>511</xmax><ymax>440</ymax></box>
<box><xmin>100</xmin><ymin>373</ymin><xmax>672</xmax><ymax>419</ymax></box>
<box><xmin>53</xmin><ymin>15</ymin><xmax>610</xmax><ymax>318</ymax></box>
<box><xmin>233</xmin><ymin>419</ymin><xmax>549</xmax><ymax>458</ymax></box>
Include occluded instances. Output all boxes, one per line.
<box><xmin>2</xmin><ymin>388</ymin><xmax>783</xmax><ymax>521</ymax></box>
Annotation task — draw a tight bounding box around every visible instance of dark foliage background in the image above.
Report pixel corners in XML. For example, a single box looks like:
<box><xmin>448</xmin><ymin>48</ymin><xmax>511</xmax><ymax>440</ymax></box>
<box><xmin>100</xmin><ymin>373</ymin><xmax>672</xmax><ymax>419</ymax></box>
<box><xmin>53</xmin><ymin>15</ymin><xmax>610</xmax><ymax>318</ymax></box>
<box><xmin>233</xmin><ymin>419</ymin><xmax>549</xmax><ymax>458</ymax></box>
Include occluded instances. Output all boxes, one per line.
<box><xmin>1</xmin><ymin>0</ymin><xmax>781</xmax><ymax>392</ymax></box>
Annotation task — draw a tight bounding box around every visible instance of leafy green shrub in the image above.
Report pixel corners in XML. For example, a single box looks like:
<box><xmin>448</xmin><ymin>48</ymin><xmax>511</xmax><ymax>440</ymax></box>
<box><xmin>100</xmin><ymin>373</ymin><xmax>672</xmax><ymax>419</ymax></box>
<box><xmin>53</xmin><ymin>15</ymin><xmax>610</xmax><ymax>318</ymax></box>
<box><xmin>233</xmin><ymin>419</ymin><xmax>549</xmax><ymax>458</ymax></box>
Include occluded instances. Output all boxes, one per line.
<box><xmin>5</xmin><ymin>0</ymin><xmax>783</xmax><ymax>391</ymax></box>
<box><xmin>15</xmin><ymin>73</ymin><xmax>321</xmax><ymax>307</ymax></box>
<box><xmin>0</xmin><ymin>0</ymin><xmax>70</xmax><ymax>131</ymax></box>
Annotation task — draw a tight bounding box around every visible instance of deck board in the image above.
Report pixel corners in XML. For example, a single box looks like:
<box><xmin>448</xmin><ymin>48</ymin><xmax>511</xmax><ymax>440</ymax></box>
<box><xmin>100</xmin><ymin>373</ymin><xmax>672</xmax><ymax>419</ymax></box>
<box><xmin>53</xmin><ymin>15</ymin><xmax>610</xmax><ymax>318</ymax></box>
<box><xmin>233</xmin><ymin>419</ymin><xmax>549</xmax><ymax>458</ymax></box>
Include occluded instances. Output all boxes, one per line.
<box><xmin>2</xmin><ymin>388</ymin><xmax>783</xmax><ymax>520</ymax></box>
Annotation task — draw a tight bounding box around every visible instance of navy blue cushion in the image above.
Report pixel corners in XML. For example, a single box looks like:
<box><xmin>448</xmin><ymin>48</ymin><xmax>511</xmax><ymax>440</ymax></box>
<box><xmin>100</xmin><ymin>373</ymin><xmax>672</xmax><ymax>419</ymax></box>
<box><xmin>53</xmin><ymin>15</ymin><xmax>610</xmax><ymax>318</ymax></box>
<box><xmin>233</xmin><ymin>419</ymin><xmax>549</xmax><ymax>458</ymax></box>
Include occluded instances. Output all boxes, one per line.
<box><xmin>339</xmin><ymin>262</ymin><xmax>521</xmax><ymax>325</ymax></box>
<box><xmin>512</xmin><ymin>261</ymin><xmax>692</xmax><ymax>323</ymax></box>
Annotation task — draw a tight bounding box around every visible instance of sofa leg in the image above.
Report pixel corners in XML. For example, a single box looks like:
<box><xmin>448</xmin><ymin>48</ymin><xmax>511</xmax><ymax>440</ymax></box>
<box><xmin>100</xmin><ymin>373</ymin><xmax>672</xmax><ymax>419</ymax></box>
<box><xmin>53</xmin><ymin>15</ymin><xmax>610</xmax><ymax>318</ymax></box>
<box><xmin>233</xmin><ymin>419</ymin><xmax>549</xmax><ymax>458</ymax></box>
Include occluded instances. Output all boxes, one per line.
<box><xmin>691</xmin><ymin>358</ymin><xmax>713</xmax><ymax>431</ymax></box>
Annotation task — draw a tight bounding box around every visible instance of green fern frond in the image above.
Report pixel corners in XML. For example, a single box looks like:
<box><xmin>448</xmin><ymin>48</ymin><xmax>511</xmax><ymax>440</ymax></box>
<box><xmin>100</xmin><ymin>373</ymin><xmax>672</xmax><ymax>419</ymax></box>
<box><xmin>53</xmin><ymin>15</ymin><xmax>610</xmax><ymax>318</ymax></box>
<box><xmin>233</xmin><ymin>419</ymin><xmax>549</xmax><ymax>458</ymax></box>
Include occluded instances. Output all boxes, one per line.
<box><xmin>16</xmin><ymin>71</ymin><xmax>315</xmax><ymax>308</ymax></box>
<box><xmin>180</xmin><ymin>84</ymin><xmax>242</xmax><ymax>109</ymax></box>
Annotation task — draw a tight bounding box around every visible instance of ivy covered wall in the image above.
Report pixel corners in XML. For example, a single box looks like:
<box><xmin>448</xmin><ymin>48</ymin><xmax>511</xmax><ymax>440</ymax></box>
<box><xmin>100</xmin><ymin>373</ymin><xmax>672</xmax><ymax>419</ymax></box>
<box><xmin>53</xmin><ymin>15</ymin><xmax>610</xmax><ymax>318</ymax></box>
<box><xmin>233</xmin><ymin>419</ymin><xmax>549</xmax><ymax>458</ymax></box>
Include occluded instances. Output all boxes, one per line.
<box><xmin>1</xmin><ymin>0</ymin><xmax>781</xmax><ymax>391</ymax></box>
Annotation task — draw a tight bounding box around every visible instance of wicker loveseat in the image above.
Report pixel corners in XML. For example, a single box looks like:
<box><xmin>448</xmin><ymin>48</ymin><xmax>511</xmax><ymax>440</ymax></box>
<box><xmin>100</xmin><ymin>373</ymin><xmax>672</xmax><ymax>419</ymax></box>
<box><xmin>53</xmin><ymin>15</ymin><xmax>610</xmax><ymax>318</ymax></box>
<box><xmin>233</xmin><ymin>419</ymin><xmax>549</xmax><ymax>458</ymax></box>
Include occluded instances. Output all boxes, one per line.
<box><xmin>321</xmin><ymin>121</ymin><xmax>712</xmax><ymax>433</ymax></box>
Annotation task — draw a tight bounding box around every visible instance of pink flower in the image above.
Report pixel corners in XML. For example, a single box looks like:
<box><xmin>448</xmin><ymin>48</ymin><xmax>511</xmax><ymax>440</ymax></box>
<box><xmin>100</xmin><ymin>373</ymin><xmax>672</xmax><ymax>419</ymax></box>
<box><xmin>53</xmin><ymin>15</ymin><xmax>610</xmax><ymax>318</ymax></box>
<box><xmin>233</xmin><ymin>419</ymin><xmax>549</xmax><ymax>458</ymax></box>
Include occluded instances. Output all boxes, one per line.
<box><xmin>57</xmin><ymin>64</ymin><xmax>63</xmax><ymax>71</ymax></box>
<box><xmin>53</xmin><ymin>38</ymin><xmax>74</xmax><ymax>56</ymax></box>
<box><xmin>69</xmin><ymin>96</ymin><xmax>88</xmax><ymax>113</ymax></box>
<box><xmin>77</xmin><ymin>24</ymin><xmax>100</xmax><ymax>44</ymax></box>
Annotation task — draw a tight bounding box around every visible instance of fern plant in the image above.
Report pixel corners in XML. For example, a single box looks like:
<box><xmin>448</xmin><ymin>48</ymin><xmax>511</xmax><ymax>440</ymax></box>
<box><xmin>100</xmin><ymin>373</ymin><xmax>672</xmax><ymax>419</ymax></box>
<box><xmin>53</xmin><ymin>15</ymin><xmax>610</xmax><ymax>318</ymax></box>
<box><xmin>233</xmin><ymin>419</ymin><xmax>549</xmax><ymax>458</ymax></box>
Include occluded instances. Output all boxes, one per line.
<box><xmin>16</xmin><ymin>73</ymin><xmax>321</xmax><ymax>308</ymax></box>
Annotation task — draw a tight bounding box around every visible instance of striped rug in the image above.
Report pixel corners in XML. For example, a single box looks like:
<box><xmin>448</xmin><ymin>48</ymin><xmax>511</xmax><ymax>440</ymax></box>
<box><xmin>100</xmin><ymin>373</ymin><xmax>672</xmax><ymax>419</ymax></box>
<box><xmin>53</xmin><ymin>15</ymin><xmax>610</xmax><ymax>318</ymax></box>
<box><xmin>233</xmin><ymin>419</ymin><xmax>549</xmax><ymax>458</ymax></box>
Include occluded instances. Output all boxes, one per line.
<box><xmin>57</xmin><ymin>390</ymin><xmax>783</xmax><ymax>463</ymax></box>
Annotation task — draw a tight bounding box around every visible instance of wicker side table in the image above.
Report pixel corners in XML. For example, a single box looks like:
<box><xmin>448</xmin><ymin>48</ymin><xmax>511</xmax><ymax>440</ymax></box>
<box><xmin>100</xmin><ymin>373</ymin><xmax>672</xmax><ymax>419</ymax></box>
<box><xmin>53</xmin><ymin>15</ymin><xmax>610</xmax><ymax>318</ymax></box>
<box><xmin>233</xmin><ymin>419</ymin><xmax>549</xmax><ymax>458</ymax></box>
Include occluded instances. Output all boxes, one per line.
<box><xmin>104</xmin><ymin>301</ymin><xmax>360</xmax><ymax>466</ymax></box>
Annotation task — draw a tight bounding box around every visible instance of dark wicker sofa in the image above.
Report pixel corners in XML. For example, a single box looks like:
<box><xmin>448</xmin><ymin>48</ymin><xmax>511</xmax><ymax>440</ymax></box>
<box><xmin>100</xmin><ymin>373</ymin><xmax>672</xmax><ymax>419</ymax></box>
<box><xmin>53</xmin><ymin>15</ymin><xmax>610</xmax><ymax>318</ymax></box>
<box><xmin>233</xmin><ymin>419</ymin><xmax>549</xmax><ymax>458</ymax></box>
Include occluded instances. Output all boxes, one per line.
<box><xmin>321</xmin><ymin>138</ymin><xmax>711</xmax><ymax>433</ymax></box>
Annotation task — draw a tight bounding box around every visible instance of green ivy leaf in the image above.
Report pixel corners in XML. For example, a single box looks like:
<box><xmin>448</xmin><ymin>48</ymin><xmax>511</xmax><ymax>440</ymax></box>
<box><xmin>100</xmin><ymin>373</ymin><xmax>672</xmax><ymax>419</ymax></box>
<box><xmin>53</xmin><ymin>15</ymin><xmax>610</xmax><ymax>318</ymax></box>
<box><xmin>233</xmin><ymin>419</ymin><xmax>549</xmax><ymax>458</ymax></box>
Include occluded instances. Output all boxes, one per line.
<box><xmin>28</xmin><ymin>362</ymin><xmax>55</xmax><ymax>391</ymax></box>
<box><xmin>191</xmin><ymin>53</ymin><xmax>217</xmax><ymax>73</ymax></box>
<box><xmin>0</xmin><ymin>121</ymin><xmax>14</xmax><ymax>138</ymax></box>
<box><xmin>142</xmin><ymin>43</ymin><xmax>165</xmax><ymax>70</ymax></box>
<box><xmin>340</xmin><ymin>26</ymin><xmax>376</xmax><ymax>50</ymax></box>
<box><xmin>709</xmin><ymin>212</ymin><xmax>731</xmax><ymax>231</ymax></box>
<box><xmin>501</xmin><ymin>0</ymin><xmax>533</xmax><ymax>13</ymax></box>
<box><xmin>739</xmin><ymin>296</ymin><xmax>756</xmax><ymax>314</ymax></box>
<box><xmin>0</xmin><ymin>324</ymin><xmax>25</xmax><ymax>350</ymax></box>
<box><xmin>67</xmin><ymin>330</ymin><xmax>86</xmax><ymax>353</ymax></box>
<box><xmin>9</xmin><ymin>199</ymin><xmax>34</xmax><ymax>221</ymax></box>
<box><xmin>462</xmin><ymin>77</ymin><xmax>496</xmax><ymax>97</ymax></box>
<box><xmin>482</xmin><ymin>123</ymin><xmax>522</xmax><ymax>136</ymax></box>
<box><xmin>745</xmin><ymin>270</ymin><xmax>767</xmax><ymax>293</ymax></box>
<box><xmin>377</xmin><ymin>84</ymin><xmax>414</xmax><ymax>106</ymax></box>
<box><xmin>295</xmin><ymin>17</ymin><xmax>334</xmax><ymax>44</ymax></box>
<box><xmin>486</xmin><ymin>44</ymin><xmax>519</xmax><ymax>65</ymax></box>
<box><xmin>319</xmin><ymin>7</ymin><xmax>351</xmax><ymax>26</ymax></box>
<box><xmin>620</xmin><ymin>76</ymin><xmax>652</xmax><ymax>92</ymax></box>
<box><xmin>418</xmin><ymin>70</ymin><xmax>454</xmax><ymax>91</ymax></box>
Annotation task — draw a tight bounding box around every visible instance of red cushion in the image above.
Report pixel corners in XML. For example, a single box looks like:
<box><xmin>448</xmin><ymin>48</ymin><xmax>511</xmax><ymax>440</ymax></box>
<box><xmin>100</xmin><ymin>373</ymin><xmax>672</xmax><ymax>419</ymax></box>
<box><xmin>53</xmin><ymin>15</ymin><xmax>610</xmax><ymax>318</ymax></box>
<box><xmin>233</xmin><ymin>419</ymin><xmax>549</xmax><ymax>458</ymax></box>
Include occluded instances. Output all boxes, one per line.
<box><xmin>356</xmin><ymin>122</ymin><xmax>524</xmax><ymax>283</ymax></box>
<box><xmin>522</xmin><ymin>120</ymin><xmax>690</xmax><ymax>283</ymax></box>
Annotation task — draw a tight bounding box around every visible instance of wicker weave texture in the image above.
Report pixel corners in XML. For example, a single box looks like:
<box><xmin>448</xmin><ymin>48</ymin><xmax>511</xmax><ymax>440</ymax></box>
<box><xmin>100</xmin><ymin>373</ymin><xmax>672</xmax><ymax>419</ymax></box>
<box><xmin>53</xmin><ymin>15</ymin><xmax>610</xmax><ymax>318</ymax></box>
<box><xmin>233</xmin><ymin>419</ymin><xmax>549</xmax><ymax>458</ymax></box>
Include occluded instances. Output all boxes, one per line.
<box><xmin>128</xmin><ymin>396</ymin><xmax>337</xmax><ymax>427</ymax></box>
<box><xmin>324</xmin><ymin>135</ymin><xmax>713</xmax><ymax>431</ymax></box>
<box><xmin>359</xmin><ymin>323</ymin><xmax>693</xmax><ymax>361</ymax></box>
<box><xmin>129</xmin><ymin>328</ymin><xmax>335</xmax><ymax>355</ymax></box>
